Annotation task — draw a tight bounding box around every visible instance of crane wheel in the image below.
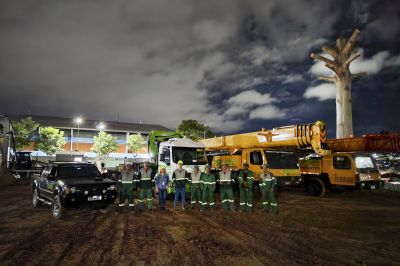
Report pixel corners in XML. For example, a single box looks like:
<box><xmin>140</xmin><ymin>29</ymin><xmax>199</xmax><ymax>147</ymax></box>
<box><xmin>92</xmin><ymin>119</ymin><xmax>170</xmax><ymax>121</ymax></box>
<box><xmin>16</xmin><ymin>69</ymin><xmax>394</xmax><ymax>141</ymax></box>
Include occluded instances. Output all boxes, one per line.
<box><xmin>307</xmin><ymin>177</ymin><xmax>326</xmax><ymax>197</ymax></box>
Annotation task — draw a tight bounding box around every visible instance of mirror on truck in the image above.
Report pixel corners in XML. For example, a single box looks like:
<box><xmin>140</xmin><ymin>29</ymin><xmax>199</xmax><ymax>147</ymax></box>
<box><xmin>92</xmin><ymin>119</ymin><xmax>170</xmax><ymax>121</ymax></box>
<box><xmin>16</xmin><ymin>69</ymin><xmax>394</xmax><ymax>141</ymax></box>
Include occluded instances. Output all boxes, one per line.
<box><xmin>160</xmin><ymin>154</ymin><xmax>165</xmax><ymax>162</ymax></box>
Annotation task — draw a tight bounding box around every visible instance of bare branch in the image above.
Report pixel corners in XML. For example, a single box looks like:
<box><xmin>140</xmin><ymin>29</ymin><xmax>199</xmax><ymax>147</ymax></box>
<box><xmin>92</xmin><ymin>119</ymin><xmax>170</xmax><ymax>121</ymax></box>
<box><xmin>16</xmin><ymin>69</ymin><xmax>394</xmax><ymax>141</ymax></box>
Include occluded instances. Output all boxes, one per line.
<box><xmin>322</xmin><ymin>46</ymin><xmax>338</xmax><ymax>58</ymax></box>
<box><xmin>345</xmin><ymin>52</ymin><xmax>361</xmax><ymax>66</ymax></box>
<box><xmin>342</xmin><ymin>29</ymin><xmax>360</xmax><ymax>57</ymax></box>
<box><xmin>352</xmin><ymin>72</ymin><xmax>367</xmax><ymax>80</ymax></box>
<box><xmin>310</xmin><ymin>53</ymin><xmax>337</xmax><ymax>70</ymax></box>
<box><xmin>318</xmin><ymin>76</ymin><xmax>336</xmax><ymax>82</ymax></box>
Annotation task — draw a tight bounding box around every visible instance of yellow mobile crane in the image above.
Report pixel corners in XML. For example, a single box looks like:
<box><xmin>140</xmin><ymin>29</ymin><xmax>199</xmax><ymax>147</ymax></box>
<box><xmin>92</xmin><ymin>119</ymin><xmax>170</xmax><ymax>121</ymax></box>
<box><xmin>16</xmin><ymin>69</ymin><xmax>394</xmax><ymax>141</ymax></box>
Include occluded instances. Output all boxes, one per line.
<box><xmin>300</xmin><ymin>133</ymin><xmax>400</xmax><ymax>196</ymax></box>
<box><xmin>200</xmin><ymin>121</ymin><xmax>329</xmax><ymax>187</ymax></box>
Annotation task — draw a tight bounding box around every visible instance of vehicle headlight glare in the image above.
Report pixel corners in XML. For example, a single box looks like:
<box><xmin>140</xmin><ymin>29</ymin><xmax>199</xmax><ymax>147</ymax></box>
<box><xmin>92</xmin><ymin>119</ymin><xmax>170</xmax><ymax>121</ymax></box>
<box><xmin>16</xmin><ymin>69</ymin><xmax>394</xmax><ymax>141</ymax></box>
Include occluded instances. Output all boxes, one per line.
<box><xmin>70</xmin><ymin>187</ymin><xmax>77</xmax><ymax>193</ymax></box>
<box><xmin>109</xmin><ymin>185</ymin><xmax>116</xmax><ymax>190</ymax></box>
<box><xmin>64</xmin><ymin>186</ymin><xmax>70</xmax><ymax>195</ymax></box>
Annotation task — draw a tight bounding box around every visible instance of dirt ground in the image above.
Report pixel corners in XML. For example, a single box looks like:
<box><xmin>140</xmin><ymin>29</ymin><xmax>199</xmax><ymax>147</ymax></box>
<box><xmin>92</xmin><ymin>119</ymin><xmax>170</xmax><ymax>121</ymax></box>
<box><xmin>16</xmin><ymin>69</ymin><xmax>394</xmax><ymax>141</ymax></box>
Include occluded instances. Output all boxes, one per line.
<box><xmin>0</xmin><ymin>181</ymin><xmax>399</xmax><ymax>266</ymax></box>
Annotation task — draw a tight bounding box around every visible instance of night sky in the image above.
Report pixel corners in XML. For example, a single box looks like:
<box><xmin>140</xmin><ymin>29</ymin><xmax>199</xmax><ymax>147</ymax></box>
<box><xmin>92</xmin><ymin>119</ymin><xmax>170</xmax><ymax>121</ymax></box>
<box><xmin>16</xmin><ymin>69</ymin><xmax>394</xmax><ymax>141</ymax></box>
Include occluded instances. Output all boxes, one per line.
<box><xmin>0</xmin><ymin>0</ymin><xmax>399</xmax><ymax>137</ymax></box>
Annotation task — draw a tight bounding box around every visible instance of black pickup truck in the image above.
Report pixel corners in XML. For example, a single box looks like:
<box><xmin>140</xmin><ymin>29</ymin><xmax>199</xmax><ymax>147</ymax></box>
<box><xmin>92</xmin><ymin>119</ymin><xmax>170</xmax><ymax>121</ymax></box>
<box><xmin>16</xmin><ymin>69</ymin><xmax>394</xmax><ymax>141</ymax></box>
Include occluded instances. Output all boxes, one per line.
<box><xmin>32</xmin><ymin>162</ymin><xmax>117</xmax><ymax>219</ymax></box>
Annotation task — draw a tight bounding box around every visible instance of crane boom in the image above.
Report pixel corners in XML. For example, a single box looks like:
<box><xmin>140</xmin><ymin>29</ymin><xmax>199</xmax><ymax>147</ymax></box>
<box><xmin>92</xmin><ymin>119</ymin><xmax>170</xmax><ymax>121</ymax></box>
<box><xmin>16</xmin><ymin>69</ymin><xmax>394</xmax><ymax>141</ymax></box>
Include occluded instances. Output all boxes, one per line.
<box><xmin>327</xmin><ymin>134</ymin><xmax>400</xmax><ymax>153</ymax></box>
<box><xmin>201</xmin><ymin>121</ymin><xmax>330</xmax><ymax>154</ymax></box>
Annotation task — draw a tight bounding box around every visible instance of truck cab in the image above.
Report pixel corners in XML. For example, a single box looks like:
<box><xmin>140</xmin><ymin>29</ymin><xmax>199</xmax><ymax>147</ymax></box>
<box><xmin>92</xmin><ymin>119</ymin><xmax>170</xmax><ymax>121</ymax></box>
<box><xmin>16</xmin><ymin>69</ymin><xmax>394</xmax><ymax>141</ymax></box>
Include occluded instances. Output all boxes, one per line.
<box><xmin>157</xmin><ymin>138</ymin><xmax>207</xmax><ymax>193</ymax></box>
<box><xmin>299</xmin><ymin>152</ymin><xmax>381</xmax><ymax>196</ymax></box>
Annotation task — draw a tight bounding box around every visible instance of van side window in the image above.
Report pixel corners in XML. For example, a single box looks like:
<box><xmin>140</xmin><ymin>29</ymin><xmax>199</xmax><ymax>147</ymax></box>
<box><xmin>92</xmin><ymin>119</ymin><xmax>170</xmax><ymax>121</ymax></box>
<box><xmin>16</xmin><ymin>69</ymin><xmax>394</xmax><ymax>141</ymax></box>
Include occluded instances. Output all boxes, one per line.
<box><xmin>250</xmin><ymin>151</ymin><xmax>263</xmax><ymax>165</ymax></box>
<box><xmin>333</xmin><ymin>156</ymin><xmax>351</xmax><ymax>169</ymax></box>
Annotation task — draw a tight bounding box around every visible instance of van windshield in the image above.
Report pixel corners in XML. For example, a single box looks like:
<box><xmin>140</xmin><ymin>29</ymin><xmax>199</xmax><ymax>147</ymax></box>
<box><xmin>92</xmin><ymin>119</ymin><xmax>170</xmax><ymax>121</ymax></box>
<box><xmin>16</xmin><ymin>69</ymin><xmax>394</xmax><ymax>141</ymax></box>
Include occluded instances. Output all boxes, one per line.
<box><xmin>172</xmin><ymin>147</ymin><xmax>207</xmax><ymax>165</ymax></box>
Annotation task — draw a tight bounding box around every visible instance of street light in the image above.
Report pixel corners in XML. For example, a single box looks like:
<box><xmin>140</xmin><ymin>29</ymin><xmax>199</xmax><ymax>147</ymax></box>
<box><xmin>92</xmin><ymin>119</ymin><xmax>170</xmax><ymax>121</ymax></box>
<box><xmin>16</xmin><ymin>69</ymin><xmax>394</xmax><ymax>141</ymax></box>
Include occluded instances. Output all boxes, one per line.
<box><xmin>73</xmin><ymin>116</ymin><xmax>83</xmax><ymax>151</ymax></box>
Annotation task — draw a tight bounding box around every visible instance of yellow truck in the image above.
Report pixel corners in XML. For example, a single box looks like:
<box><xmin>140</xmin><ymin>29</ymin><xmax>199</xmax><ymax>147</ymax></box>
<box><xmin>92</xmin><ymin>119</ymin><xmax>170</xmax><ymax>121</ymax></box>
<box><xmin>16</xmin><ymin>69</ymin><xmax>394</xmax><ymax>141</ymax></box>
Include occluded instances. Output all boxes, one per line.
<box><xmin>200</xmin><ymin>121</ymin><xmax>329</xmax><ymax>187</ymax></box>
<box><xmin>299</xmin><ymin>134</ymin><xmax>400</xmax><ymax>196</ymax></box>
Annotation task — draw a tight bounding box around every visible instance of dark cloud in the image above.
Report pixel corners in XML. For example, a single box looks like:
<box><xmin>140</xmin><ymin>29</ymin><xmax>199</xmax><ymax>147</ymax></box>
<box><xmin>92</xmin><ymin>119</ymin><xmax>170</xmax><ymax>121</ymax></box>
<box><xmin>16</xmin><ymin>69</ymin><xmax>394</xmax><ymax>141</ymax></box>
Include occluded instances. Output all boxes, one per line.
<box><xmin>0</xmin><ymin>0</ymin><xmax>399</xmax><ymax>137</ymax></box>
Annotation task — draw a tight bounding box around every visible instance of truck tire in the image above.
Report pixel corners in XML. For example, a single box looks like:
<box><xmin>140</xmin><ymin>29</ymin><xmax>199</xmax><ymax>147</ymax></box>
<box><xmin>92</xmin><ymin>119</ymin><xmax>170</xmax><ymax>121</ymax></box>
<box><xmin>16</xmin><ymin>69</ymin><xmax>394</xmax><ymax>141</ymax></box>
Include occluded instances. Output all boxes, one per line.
<box><xmin>52</xmin><ymin>195</ymin><xmax>66</xmax><ymax>219</ymax></box>
<box><xmin>307</xmin><ymin>178</ymin><xmax>326</xmax><ymax>197</ymax></box>
<box><xmin>32</xmin><ymin>188</ymin><xmax>42</xmax><ymax>208</ymax></box>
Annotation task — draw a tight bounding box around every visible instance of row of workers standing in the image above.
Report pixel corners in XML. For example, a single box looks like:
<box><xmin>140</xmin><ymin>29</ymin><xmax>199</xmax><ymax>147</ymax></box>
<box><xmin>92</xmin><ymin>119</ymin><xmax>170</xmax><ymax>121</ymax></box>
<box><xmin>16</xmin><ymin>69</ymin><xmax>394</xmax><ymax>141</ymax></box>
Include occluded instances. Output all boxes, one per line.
<box><xmin>117</xmin><ymin>160</ymin><xmax>278</xmax><ymax>214</ymax></box>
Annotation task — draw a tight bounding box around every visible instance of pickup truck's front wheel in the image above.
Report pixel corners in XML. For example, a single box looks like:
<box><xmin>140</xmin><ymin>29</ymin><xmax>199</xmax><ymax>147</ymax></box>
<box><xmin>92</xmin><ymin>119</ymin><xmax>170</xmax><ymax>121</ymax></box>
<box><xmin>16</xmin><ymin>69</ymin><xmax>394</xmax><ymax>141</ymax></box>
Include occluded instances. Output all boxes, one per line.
<box><xmin>52</xmin><ymin>195</ymin><xmax>66</xmax><ymax>219</ymax></box>
<box><xmin>32</xmin><ymin>189</ymin><xmax>42</xmax><ymax>208</ymax></box>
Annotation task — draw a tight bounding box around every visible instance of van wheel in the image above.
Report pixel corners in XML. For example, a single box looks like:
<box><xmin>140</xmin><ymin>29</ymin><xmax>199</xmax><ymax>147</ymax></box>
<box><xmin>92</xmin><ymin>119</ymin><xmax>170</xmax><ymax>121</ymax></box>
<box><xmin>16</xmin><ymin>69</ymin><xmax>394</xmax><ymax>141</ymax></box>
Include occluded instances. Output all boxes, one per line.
<box><xmin>52</xmin><ymin>195</ymin><xmax>66</xmax><ymax>219</ymax></box>
<box><xmin>32</xmin><ymin>189</ymin><xmax>42</xmax><ymax>208</ymax></box>
<box><xmin>307</xmin><ymin>178</ymin><xmax>326</xmax><ymax>197</ymax></box>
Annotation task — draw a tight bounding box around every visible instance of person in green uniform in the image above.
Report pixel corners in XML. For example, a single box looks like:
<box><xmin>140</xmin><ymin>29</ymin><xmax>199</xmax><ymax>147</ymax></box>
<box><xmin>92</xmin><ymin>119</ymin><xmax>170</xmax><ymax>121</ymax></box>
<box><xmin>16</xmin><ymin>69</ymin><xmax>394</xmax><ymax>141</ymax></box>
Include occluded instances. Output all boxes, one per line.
<box><xmin>118</xmin><ymin>163</ymin><xmax>135</xmax><ymax>212</ymax></box>
<box><xmin>260</xmin><ymin>163</ymin><xmax>278</xmax><ymax>214</ymax></box>
<box><xmin>200</xmin><ymin>165</ymin><xmax>216</xmax><ymax>211</ymax></box>
<box><xmin>190</xmin><ymin>165</ymin><xmax>202</xmax><ymax>209</ymax></box>
<box><xmin>219</xmin><ymin>162</ymin><xmax>235</xmax><ymax>211</ymax></box>
<box><xmin>137</xmin><ymin>161</ymin><xmax>155</xmax><ymax>211</ymax></box>
<box><xmin>238</xmin><ymin>161</ymin><xmax>254</xmax><ymax>212</ymax></box>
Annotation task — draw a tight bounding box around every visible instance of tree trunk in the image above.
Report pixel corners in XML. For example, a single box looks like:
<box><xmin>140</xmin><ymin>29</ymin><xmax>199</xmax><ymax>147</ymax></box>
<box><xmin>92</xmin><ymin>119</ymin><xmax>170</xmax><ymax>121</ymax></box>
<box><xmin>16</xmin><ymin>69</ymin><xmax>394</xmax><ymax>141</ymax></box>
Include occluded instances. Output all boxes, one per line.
<box><xmin>335</xmin><ymin>76</ymin><xmax>353</xmax><ymax>138</ymax></box>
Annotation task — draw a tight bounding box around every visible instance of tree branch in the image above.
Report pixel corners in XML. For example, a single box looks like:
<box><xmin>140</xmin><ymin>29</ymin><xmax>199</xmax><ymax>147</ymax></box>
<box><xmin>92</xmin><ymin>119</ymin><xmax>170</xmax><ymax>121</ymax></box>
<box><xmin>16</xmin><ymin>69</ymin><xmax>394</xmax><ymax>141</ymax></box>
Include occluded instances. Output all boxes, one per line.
<box><xmin>318</xmin><ymin>76</ymin><xmax>336</xmax><ymax>82</ymax></box>
<box><xmin>345</xmin><ymin>52</ymin><xmax>360</xmax><ymax>66</ymax></box>
<box><xmin>342</xmin><ymin>29</ymin><xmax>360</xmax><ymax>57</ymax></box>
<box><xmin>352</xmin><ymin>72</ymin><xmax>367</xmax><ymax>80</ymax></box>
<box><xmin>310</xmin><ymin>53</ymin><xmax>337</xmax><ymax>70</ymax></box>
<box><xmin>322</xmin><ymin>46</ymin><xmax>338</xmax><ymax>58</ymax></box>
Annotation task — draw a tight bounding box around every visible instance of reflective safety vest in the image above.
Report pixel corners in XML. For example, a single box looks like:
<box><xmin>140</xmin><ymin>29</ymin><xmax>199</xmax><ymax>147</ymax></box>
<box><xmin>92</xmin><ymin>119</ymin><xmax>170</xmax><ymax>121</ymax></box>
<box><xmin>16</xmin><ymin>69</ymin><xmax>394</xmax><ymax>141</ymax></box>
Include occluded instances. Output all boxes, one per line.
<box><xmin>139</xmin><ymin>168</ymin><xmax>153</xmax><ymax>189</ymax></box>
<box><xmin>259</xmin><ymin>172</ymin><xmax>275</xmax><ymax>187</ymax></box>
<box><xmin>120</xmin><ymin>170</ymin><xmax>134</xmax><ymax>184</ymax></box>
<box><xmin>173</xmin><ymin>169</ymin><xmax>187</xmax><ymax>188</ymax></box>
<box><xmin>190</xmin><ymin>172</ymin><xmax>202</xmax><ymax>187</ymax></box>
<box><xmin>219</xmin><ymin>171</ymin><xmax>233</xmax><ymax>186</ymax></box>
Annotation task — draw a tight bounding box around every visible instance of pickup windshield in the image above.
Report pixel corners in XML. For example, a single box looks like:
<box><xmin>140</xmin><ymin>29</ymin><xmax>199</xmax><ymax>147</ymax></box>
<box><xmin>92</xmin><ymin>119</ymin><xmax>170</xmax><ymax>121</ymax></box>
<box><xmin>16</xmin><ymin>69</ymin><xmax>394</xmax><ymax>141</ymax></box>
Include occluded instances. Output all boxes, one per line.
<box><xmin>57</xmin><ymin>164</ymin><xmax>102</xmax><ymax>178</ymax></box>
<box><xmin>172</xmin><ymin>147</ymin><xmax>207</xmax><ymax>165</ymax></box>
<box><xmin>354</xmin><ymin>156</ymin><xmax>378</xmax><ymax>172</ymax></box>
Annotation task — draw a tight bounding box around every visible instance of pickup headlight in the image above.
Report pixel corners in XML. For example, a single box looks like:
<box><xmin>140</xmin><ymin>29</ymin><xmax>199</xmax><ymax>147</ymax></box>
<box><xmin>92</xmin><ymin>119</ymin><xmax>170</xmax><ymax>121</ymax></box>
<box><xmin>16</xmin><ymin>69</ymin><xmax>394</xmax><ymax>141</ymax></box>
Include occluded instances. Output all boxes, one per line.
<box><xmin>70</xmin><ymin>187</ymin><xmax>77</xmax><ymax>193</ymax></box>
<box><xmin>63</xmin><ymin>185</ymin><xmax>71</xmax><ymax>195</ymax></box>
<box><xmin>108</xmin><ymin>185</ymin><xmax>116</xmax><ymax>190</ymax></box>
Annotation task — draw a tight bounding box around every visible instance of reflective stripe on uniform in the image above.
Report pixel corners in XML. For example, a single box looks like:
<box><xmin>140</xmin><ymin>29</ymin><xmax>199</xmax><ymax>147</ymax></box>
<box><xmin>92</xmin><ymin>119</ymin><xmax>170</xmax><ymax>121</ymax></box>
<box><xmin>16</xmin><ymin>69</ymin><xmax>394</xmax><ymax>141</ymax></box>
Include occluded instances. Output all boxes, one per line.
<box><xmin>129</xmin><ymin>204</ymin><xmax>134</xmax><ymax>207</ymax></box>
<box><xmin>138</xmin><ymin>200</ymin><xmax>144</xmax><ymax>203</ymax></box>
<box><xmin>203</xmin><ymin>181</ymin><xmax>215</xmax><ymax>185</ymax></box>
<box><xmin>228</xmin><ymin>199</ymin><xmax>234</xmax><ymax>202</ymax></box>
<box><xmin>239</xmin><ymin>203</ymin><xmax>245</xmax><ymax>205</ymax></box>
<box><xmin>209</xmin><ymin>202</ymin><xmax>215</xmax><ymax>205</ymax></box>
<box><xmin>221</xmin><ymin>199</ymin><xmax>228</xmax><ymax>203</ymax></box>
<box><xmin>118</xmin><ymin>204</ymin><xmax>124</xmax><ymax>206</ymax></box>
<box><xmin>121</xmin><ymin>181</ymin><xmax>132</xmax><ymax>184</ymax></box>
<box><xmin>270</xmin><ymin>203</ymin><xmax>278</xmax><ymax>206</ymax></box>
<box><xmin>191</xmin><ymin>181</ymin><xmax>201</xmax><ymax>184</ymax></box>
<box><xmin>246</xmin><ymin>203</ymin><xmax>252</xmax><ymax>207</ymax></box>
<box><xmin>262</xmin><ymin>202</ymin><xmax>269</xmax><ymax>205</ymax></box>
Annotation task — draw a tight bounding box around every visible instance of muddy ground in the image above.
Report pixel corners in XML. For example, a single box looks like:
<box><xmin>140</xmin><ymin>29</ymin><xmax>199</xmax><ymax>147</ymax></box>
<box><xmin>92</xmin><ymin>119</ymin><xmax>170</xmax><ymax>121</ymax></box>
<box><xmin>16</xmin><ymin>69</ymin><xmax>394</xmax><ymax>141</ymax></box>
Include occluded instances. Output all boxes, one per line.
<box><xmin>0</xmin><ymin>181</ymin><xmax>399</xmax><ymax>266</ymax></box>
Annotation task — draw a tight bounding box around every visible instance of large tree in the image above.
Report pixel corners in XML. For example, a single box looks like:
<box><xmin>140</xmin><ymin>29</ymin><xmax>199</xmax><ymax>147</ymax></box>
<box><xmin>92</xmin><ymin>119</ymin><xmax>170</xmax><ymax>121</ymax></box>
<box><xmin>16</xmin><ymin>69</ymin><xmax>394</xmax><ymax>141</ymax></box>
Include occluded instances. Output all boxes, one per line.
<box><xmin>177</xmin><ymin>119</ymin><xmax>213</xmax><ymax>141</ymax></box>
<box><xmin>36</xmin><ymin>127</ymin><xmax>65</xmax><ymax>156</ymax></box>
<box><xmin>91</xmin><ymin>131</ymin><xmax>118</xmax><ymax>161</ymax></box>
<box><xmin>310</xmin><ymin>29</ymin><xmax>367</xmax><ymax>138</ymax></box>
<box><xmin>13</xmin><ymin>117</ymin><xmax>39</xmax><ymax>150</ymax></box>
<box><xmin>127</xmin><ymin>133</ymin><xmax>146</xmax><ymax>154</ymax></box>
